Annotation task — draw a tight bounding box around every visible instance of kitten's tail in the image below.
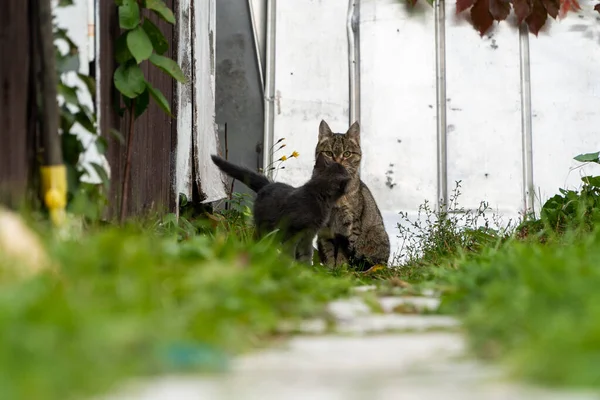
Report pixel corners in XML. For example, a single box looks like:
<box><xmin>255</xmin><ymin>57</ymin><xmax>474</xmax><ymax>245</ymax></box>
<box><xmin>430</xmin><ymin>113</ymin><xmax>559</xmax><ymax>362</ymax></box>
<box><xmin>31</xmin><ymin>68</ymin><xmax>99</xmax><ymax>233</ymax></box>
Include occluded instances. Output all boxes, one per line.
<box><xmin>211</xmin><ymin>155</ymin><xmax>270</xmax><ymax>193</ymax></box>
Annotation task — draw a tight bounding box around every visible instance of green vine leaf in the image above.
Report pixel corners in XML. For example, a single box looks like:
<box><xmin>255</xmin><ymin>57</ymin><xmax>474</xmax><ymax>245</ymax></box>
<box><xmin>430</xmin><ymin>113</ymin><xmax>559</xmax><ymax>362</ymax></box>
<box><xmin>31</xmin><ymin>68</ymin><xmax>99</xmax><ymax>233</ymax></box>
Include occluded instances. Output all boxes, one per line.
<box><xmin>582</xmin><ymin>175</ymin><xmax>600</xmax><ymax>187</ymax></box>
<box><xmin>95</xmin><ymin>137</ymin><xmax>108</xmax><ymax>155</ymax></box>
<box><xmin>124</xmin><ymin>87</ymin><xmax>150</xmax><ymax>118</ymax></box>
<box><xmin>142</xmin><ymin>18</ymin><xmax>169</xmax><ymax>55</ymax></box>
<box><xmin>60</xmin><ymin>106</ymin><xmax>76</xmax><ymax>133</ymax></box>
<box><xmin>56</xmin><ymin>51</ymin><xmax>80</xmax><ymax>74</ymax></box>
<box><xmin>58</xmin><ymin>82</ymin><xmax>79</xmax><ymax>105</ymax></box>
<box><xmin>90</xmin><ymin>162</ymin><xmax>111</xmax><ymax>191</ymax></box>
<box><xmin>146</xmin><ymin>81</ymin><xmax>172</xmax><ymax>116</ymax></box>
<box><xmin>115</xmin><ymin>33</ymin><xmax>133</xmax><ymax>64</ymax></box>
<box><xmin>77</xmin><ymin>73</ymin><xmax>96</xmax><ymax>97</ymax></box>
<box><xmin>114</xmin><ymin>62</ymin><xmax>146</xmax><ymax>98</ymax></box>
<box><xmin>145</xmin><ymin>0</ymin><xmax>176</xmax><ymax>24</ymax></box>
<box><xmin>119</xmin><ymin>0</ymin><xmax>140</xmax><ymax>30</ymax></box>
<box><xmin>62</xmin><ymin>133</ymin><xmax>85</xmax><ymax>165</ymax></box>
<box><xmin>75</xmin><ymin>111</ymin><xmax>96</xmax><ymax>133</ymax></box>
<box><xmin>66</xmin><ymin>163</ymin><xmax>81</xmax><ymax>196</ymax></box>
<box><xmin>127</xmin><ymin>25</ymin><xmax>154</xmax><ymax>64</ymax></box>
<box><xmin>149</xmin><ymin>53</ymin><xmax>186</xmax><ymax>83</ymax></box>
<box><xmin>574</xmin><ymin>152</ymin><xmax>600</xmax><ymax>164</ymax></box>
<box><xmin>110</xmin><ymin>128</ymin><xmax>126</xmax><ymax>145</ymax></box>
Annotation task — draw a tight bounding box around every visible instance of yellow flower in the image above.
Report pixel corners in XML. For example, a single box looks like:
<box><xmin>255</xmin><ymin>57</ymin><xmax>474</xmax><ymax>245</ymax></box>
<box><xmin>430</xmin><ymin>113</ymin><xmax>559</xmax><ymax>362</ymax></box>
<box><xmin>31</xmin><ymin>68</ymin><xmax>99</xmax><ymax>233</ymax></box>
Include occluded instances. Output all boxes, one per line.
<box><xmin>279</xmin><ymin>155</ymin><xmax>287</xmax><ymax>161</ymax></box>
<box><xmin>291</xmin><ymin>151</ymin><xmax>299</xmax><ymax>158</ymax></box>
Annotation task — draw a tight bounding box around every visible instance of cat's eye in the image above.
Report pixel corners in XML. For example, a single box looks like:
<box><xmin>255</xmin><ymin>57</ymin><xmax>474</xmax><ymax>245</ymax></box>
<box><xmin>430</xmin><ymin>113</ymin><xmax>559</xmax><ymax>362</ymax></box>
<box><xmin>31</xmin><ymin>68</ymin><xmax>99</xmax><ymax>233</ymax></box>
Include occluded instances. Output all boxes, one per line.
<box><xmin>324</xmin><ymin>151</ymin><xmax>333</xmax><ymax>157</ymax></box>
<box><xmin>343</xmin><ymin>151</ymin><xmax>351</xmax><ymax>158</ymax></box>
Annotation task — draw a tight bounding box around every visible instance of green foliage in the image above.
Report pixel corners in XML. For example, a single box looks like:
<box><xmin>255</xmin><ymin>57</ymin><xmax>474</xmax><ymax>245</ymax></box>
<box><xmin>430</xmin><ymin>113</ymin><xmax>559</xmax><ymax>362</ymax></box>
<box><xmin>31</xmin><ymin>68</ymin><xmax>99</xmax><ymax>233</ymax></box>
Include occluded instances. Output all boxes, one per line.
<box><xmin>0</xmin><ymin>222</ymin><xmax>351</xmax><ymax>400</ymax></box>
<box><xmin>53</xmin><ymin>4</ymin><xmax>108</xmax><ymax>220</ymax></box>
<box><xmin>114</xmin><ymin>0</ymin><xmax>185</xmax><ymax>118</ymax></box>
<box><xmin>517</xmin><ymin>152</ymin><xmax>600</xmax><ymax>239</ymax></box>
<box><xmin>437</xmin><ymin>230</ymin><xmax>600</xmax><ymax>387</ymax></box>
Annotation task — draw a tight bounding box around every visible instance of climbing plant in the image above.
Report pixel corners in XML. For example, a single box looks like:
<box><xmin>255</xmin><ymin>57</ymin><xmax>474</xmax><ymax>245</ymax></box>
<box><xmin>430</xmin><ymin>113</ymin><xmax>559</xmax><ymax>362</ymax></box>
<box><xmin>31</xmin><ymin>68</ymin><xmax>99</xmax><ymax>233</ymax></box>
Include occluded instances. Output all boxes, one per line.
<box><xmin>53</xmin><ymin>1</ymin><xmax>108</xmax><ymax>221</ymax></box>
<box><xmin>405</xmin><ymin>0</ymin><xmax>600</xmax><ymax>36</ymax></box>
<box><xmin>113</xmin><ymin>0</ymin><xmax>186</xmax><ymax>223</ymax></box>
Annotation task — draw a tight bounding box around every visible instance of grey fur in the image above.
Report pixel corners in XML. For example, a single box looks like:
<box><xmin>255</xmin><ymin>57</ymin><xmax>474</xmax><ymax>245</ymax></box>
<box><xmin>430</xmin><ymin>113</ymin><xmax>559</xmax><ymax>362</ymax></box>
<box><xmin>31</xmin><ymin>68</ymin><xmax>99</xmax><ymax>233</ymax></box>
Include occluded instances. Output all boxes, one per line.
<box><xmin>314</xmin><ymin>120</ymin><xmax>391</xmax><ymax>270</ymax></box>
<box><xmin>211</xmin><ymin>154</ymin><xmax>351</xmax><ymax>263</ymax></box>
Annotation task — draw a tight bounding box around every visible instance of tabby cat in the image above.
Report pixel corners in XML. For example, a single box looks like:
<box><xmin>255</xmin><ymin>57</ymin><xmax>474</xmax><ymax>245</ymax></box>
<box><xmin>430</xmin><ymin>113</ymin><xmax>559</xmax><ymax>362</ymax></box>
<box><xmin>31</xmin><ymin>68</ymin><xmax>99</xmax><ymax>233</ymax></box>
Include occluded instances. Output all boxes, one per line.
<box><xmin>211</xmin><ymin>153</ymin><xmax>350</xmax><ymax>263</ymax></box>
<box><xmin>314</xmin><ymin>120</ymin><xmax>390</xmax><ymax>270</ymax></box>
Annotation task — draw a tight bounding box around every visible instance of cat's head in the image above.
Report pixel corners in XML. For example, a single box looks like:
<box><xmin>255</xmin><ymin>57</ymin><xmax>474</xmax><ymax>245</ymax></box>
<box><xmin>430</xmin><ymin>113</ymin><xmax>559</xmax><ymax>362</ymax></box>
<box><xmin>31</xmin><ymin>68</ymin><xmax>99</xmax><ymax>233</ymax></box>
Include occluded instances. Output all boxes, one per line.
<box><xmin>314</xmin><ymin>120</ymin><xmax>361</xmax><ymax>177</ymax></box>
<box><xmin>311</xmin><ymin>152</ymin><xmax>351</xmax><ymax>200</ymax></box>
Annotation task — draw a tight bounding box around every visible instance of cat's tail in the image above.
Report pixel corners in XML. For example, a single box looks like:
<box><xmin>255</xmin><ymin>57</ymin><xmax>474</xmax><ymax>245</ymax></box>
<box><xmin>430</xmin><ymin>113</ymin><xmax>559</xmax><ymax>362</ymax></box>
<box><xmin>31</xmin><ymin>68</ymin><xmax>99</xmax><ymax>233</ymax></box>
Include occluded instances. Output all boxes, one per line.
<box><xmin>211</xmin><ymin>155</ymin><xmax>270</xmax><ymax>193</ymax></box>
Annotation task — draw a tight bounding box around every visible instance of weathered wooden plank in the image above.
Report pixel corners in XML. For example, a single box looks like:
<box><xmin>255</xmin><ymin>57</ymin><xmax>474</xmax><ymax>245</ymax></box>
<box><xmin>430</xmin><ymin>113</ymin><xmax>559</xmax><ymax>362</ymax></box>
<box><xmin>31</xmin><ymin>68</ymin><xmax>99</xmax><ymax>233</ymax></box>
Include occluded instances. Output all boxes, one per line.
<box><xmin>174</xmin><ymin>0</ymin><xmax>193</xmax><ymax>209</ymax></box>
<box><xmin>0</xmin><ymin>0</ymin><xmax>30</xmax><ymax>207</ymax></box>
<box><xmin>99</xmin><ymin>0</ymin><xmax>177</xmax><ymax>218</ymax></box>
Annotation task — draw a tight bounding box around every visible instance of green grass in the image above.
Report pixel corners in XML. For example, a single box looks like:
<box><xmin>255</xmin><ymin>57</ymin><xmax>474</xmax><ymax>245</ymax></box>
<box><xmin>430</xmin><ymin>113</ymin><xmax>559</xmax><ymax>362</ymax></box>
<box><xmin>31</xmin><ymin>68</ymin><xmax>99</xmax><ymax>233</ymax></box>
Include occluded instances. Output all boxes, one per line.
<box><xmin>382</xmin><ymin>174</ymin><xmax>600</xmax><ymax>388</ymax></box>
<box><xmin>436</xmin><ymin>230</ymin><xmax>600</xmax><ymax>387</ymax></box>
<box><xmin>0</xmin><ymin>219</ymin><xmax>352</xmax><ymax>400</ymax></box>
<box><xmin>6</xmin><ymin>166</ymin><xmax>600</xmax><ymax>398</ymax></box>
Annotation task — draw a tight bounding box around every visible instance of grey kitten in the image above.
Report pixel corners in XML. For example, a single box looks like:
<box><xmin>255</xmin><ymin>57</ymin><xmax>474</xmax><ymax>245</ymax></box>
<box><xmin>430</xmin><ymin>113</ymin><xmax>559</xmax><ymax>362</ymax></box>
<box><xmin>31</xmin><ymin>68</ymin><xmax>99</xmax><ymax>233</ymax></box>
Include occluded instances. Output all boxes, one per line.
<box><xmin>314</xmin><ymin>120</ymin><xmax>390</xmax><ymax>270</ymax></box>
<box><xmin>211</xmin><ymin>153</ymin><xmax>351</xmax><ymax>263</ymax></box>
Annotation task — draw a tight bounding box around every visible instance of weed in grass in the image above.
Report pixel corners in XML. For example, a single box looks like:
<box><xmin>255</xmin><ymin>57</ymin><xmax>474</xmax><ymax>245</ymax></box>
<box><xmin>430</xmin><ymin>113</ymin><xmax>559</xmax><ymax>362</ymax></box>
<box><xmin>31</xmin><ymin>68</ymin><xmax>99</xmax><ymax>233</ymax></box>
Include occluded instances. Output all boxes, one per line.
<box><xmin>395</xmin><ymin>181</ymin><xmax>513</xmax><ymax>269</ymax></box>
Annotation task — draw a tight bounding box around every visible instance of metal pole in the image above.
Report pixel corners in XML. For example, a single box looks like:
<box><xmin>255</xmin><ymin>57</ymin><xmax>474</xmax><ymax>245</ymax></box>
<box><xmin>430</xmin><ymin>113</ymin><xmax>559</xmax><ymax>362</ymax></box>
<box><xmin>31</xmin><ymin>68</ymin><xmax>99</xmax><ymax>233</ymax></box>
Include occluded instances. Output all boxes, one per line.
<box><xmin>434</xmin><ymin>0</ymin><xmax>448</xmax><ymax>212</ymax></box>
<box><xmin>519</xmin><ymin>23</ymin><xmax>535</xmax><ymax>218</ymax></box>
<box><xmin>247</xmin><ymin>0</ymin><xmax>265</xmax><ymax>94</ymax></box>
<box><xmin>262</xmin><ymin>0</ymin><xmax>276</xmax><ymax>178</ymax></box>
<box><xmin>347</xmin><ymin>0</ymin><xmax>360</xmax><ymax>125</ymax></box>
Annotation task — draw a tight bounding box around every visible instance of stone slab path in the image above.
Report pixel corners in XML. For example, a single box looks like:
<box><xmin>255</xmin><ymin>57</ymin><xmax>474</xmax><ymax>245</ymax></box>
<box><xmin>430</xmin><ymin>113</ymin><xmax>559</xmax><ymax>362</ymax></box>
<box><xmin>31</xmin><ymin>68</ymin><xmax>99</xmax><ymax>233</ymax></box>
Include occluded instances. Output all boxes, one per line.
<box><xmin>104</xmin><ymin>288</ymin><xmax>597</xmax><ymax>400</ymax></box>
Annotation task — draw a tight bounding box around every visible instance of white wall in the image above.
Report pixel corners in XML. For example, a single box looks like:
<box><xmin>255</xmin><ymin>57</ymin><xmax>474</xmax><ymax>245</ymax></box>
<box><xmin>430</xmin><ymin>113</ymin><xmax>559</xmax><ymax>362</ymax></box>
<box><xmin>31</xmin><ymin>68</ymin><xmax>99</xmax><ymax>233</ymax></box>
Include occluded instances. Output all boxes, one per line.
<box><xmin>271</xmin><ymin>0</ymin><xmax>349</xmax><ymax>185</ymax></box>
<box><xmin>530</xmin><ymin>10</ymin><xmax>600</xmax><ymax>206</ymax></box>
<box><xmin>269</xmin><ymin>0</ymin><xmax>600</xmax><ymax>263</ymax></box>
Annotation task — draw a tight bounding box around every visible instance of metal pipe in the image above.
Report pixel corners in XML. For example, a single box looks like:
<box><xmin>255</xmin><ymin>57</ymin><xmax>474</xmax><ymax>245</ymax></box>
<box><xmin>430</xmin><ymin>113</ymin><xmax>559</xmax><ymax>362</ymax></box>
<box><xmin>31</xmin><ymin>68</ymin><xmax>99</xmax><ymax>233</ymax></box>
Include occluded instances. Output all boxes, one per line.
<box><xmin>262</xmin><ymin>0</ymin><xmax>276</xmax><ymax>178</ymax></box>
<box><xmin>434</xmin><ymin>0</ymin><xmax>448</xmax><ymax>211</ymax></box>
<box><xmin>246</xmin><ymin>0</ymin><xmax>265</xmax><ymax>94</ymax></box>
<box><xmin>519</xmin><ymin>23</ymin><xmax>535</xmax><ymax>217</ymax></box>
<box><xmin>347</xmin><ymin>0</ymin><xmax>360</xmax><ymax>125</ymax></box>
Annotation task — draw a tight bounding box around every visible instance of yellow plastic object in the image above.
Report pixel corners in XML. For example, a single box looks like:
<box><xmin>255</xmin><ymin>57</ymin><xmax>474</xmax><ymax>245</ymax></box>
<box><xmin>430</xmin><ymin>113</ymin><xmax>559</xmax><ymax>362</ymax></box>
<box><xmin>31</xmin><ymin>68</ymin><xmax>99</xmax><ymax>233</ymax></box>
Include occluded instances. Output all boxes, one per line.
<box><xmin>40</xmin><ymin>165</ymin><xmax>67</xmax><ymax>226</ymax></box>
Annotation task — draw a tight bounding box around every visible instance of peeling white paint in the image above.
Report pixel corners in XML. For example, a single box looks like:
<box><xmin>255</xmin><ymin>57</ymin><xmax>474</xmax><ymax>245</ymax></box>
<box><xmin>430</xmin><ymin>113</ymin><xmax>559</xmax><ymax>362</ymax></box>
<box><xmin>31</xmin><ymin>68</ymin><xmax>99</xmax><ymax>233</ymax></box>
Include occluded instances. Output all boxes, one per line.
<box><xmin>175</xmin><ymin>0</ymin><xmax>194</xmax><ymax>203</ymax></box>
<box><xmin>175</xmin><ymin>0</ymin><xmax>226</xmax><ymax>205</ymax></box>
<box><xmin>194</xmin><ymin>0</ymin><xmax>227</xmax><ymax>203</ymax></box>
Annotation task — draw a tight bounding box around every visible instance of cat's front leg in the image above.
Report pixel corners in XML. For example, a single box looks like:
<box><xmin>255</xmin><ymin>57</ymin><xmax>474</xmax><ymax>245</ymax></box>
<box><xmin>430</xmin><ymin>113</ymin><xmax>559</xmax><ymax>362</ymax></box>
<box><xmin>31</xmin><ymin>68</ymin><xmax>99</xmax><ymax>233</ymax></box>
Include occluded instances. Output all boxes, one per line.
<box><xmin>317</xmin><ymin>235</ymin><xmax>336</xmax><ymax>267</ymax></box>
<box><xmin>295</xmin><ymin>235</ymin><xmax>315</xmax><ymax>264</ymax></box>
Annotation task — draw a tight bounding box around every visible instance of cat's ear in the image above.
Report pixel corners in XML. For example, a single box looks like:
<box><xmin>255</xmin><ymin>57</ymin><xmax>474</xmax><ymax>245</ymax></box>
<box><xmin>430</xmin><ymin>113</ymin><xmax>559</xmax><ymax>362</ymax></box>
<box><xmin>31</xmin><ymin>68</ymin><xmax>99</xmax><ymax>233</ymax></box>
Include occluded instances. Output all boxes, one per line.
<box><xmin>318</xmin><ymin>120</ymin><xmax>333</xmax><ymax>142</ymax></box>
<box><xmin>346</xmin><ymin>121</ymin><xmax>360</xmax><ymax>145</ymax></box>
<box><xmin>314</xmin><ymin>152</ymin><xmax>329</xmax><ymax>171</ymax></box>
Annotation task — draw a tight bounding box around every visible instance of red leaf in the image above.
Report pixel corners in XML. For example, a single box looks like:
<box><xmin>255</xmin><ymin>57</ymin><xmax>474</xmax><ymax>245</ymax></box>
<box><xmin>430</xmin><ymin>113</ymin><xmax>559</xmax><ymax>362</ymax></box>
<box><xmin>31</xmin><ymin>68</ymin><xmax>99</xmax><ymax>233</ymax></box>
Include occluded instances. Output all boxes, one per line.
<box><xmin>457</xmin><ymin>0</ymin><xmax>476</xmax><ymax>13</ymax></box>
<box><xmin>559</xmin><ymin>0</ymin><xmax>581</xmax><ymax>18</ymax></box>
<box><xmin>471</xmin><ymin>0</ymin><xmax>494</xmax><ymax>35</ymax></box>
<box><xmin>595</xmin><ymin>3</ymin><xmax>600</xmax><ymax>13</ymax></box>
<box><xmin>407</xmin><ymin>0</ymin><xmax>418</xmax><ymax>6</ymax></box>
<box><xmin>513</xmin><ymin>0</ymin><xmax>533</xmax><ymax>23</ymax></box>
<box><xmin>542</xmin><ymin>0</ymin><xmax>560</xmax><ymax>18</ymax></box>
<box><xmin>489</xmin><ymin>0</ymin><xmax>511</xmax><ymax>20</ymax></box>
<box><xmin>526</xmin><ymin>0</ymin><xmax>548</xmax><ymax>35</ymax></box>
